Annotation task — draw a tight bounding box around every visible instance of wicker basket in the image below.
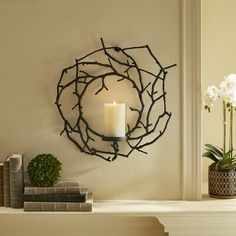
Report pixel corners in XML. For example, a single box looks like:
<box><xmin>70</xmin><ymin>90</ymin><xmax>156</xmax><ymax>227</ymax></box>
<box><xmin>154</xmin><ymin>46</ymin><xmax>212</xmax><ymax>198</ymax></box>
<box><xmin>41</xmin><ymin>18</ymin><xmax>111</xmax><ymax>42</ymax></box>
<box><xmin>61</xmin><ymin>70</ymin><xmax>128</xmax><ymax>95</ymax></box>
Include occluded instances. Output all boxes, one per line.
<box><xmin>208</xmin><ymin>164</ymin><xmax>236</xmax><ymax>198</ymax></box>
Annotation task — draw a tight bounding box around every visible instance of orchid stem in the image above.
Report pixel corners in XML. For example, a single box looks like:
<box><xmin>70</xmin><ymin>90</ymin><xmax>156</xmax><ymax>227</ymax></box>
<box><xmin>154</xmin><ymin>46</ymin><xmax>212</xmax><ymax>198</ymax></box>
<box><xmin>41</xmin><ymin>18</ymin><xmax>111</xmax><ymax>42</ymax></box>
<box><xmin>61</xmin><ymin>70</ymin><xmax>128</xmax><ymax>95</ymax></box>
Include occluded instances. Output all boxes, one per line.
<box><xmin>223</xmin><ymin>101</ymin><xmax>226</xmax><ymax>156</ymax></box>
<box><xmin>230</xmin><ymin>105</ymin><xmax>233</xmax><ymax>159</ymax></box>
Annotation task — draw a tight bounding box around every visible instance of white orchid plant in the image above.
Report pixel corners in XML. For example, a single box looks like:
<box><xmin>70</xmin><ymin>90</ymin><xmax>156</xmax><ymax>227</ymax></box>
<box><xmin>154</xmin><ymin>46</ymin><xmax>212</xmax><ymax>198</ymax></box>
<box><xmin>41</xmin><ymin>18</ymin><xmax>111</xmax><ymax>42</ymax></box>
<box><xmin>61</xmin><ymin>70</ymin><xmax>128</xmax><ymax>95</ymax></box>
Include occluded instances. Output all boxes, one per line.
<box><xmin>203</xmin><ymin>74</ymin><xmax>236</xmax><ymax>169</ymax></box>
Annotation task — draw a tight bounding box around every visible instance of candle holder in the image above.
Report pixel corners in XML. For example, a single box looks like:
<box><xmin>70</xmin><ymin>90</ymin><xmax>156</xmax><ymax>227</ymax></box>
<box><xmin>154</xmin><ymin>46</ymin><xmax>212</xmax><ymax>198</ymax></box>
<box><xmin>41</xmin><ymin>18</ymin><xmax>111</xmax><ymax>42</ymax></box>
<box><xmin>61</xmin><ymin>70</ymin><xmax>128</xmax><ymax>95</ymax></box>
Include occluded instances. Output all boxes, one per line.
<box><xmin>55</xmin><ymin>38</ymin><xmax>176</xmax><ymax>162</ymax></box>
<box><xmin>102</xmin><ymin>136</ymin><xmax>127</xmax><ymax>142</ymax></box>
<box><xmin>102</xmin><ymin>136</ymin><xmax>127</xmax><ymax>161</ymax></box>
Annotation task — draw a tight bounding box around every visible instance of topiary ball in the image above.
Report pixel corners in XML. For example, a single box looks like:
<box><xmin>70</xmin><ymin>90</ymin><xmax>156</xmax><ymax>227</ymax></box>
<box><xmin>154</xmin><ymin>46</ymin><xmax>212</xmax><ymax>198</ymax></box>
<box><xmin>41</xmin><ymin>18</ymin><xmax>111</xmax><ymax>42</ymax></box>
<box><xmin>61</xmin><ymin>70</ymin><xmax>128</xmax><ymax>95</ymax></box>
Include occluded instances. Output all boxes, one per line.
<box><xmin>27</xmin><ymin>153</ymin><xmax>62</xmax><ymax>187</ymax></box>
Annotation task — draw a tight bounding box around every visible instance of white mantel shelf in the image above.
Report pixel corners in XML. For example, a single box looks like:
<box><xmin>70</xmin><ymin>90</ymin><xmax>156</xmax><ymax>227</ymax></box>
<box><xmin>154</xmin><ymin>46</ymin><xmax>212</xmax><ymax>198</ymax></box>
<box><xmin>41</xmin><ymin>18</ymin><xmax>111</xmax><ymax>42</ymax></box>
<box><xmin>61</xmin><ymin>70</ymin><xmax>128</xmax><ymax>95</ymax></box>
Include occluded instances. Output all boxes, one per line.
<box><xmin>1</xmin><ymin>197</ymin><xmax>236</xmax><ymax>236</ymax></box>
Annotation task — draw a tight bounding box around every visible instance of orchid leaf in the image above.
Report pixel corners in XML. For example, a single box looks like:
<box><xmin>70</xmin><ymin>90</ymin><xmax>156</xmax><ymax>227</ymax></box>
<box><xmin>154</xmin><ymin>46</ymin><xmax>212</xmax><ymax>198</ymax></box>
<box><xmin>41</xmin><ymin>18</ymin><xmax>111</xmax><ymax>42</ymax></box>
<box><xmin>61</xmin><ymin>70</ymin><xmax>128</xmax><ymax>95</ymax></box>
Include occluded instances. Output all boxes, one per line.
<box><xmin>204</xmin><ymin>144</ymin><xmax>223</xmax><ymax>156</ymax></box>
<box><xmin>202</xmin><ymin>151</ymin><xmax>221</xmax><ymax>163</ymax></box>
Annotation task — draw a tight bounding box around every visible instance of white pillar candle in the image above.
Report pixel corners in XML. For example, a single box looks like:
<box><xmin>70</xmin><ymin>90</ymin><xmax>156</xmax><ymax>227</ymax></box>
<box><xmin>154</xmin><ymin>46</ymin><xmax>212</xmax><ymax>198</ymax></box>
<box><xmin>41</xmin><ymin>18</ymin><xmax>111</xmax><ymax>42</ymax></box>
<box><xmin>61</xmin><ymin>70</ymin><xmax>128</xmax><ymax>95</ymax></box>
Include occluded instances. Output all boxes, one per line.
<box><xmin>104</xmin><ymin>101</ymin><xmax>125</xmax><ymax>137</ymax></box>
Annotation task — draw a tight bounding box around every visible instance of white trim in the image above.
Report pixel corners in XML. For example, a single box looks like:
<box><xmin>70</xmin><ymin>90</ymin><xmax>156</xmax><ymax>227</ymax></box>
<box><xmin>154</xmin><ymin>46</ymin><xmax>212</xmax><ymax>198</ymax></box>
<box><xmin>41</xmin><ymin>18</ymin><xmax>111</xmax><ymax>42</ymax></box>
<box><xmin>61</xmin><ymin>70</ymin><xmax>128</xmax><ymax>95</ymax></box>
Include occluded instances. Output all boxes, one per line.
<box><xmin>181</xmin><ymin>0</ymin><xmax>202</xmax><ymax>200</ymax></box>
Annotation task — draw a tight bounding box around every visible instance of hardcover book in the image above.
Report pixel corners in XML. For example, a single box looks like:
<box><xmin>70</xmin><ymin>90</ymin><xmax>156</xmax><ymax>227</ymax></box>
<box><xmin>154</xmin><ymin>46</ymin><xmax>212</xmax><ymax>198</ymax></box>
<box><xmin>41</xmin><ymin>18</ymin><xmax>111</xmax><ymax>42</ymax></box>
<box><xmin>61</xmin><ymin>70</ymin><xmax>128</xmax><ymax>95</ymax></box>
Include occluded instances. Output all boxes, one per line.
<box><xmin>3</xmin><ymin>157</ymin><xmax>10</xmax><ymax>207</ymax></box>
<box><xmin>24</xmin><ymin>181</ymin><xmax>88</xmax><ymax>195</ymax></box>
<box><xmin>10</xmin><ymin>153</ymin><xmax>24</xmax><ymax>208</ymax></box>
<box><xmin>24</xmin><ymin>193</ymin><xmax>87</xmax><ymax>202</ymax></box>
<box><xmin>24</xmin><ymin>201</ymin><xmax>92</xmax><ymax>212</ymax></box>
<box><xmin>0</xmin><ymin>163</ymin><xmax>4</xmax><ymax>206</ymax></box>
<box><xmin>24</xmin><ymin>193</ymin><xmax>93</xmax><ymax>212</ymax></box>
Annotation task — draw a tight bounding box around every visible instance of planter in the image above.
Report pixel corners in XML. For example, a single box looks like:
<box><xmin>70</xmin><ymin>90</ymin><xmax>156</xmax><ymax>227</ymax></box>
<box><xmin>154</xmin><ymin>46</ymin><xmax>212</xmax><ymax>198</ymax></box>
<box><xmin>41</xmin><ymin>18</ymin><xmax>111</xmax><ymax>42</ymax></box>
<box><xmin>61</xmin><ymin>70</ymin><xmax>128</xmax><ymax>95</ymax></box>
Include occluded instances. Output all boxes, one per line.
<box><xmin>208</xmin><ymin>164</ymin><xmax>236</xmax><ymax>198</ymax></box>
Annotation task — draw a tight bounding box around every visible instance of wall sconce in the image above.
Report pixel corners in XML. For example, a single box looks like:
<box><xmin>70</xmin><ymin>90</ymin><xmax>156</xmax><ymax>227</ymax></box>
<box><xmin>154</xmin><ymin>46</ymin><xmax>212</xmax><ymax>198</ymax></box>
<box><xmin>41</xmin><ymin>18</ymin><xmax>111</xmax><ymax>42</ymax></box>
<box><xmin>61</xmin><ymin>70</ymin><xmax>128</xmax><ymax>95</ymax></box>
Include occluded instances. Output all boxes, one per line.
<box><xmin>55</xmin><ymin>38</ymin><xmax>176</xmax><ymax>162</ymax></box>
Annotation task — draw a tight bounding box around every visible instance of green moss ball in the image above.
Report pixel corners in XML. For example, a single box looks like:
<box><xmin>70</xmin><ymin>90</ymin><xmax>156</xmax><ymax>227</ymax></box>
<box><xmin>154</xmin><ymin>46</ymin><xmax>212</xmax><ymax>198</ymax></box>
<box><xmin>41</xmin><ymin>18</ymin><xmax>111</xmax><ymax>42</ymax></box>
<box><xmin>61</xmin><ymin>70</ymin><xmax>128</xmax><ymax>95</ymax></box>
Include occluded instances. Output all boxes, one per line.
<box><xmin>27</xmin><ymin>153</ymin><xmax>62</xmax><ymax>187</ymax></box>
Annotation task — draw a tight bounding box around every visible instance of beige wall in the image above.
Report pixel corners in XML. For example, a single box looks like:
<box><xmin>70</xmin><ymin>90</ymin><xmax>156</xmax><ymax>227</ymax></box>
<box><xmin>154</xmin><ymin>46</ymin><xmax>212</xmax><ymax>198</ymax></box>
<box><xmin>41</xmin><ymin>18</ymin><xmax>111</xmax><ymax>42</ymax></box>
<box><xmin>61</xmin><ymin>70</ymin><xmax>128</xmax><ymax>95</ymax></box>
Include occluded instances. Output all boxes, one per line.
<box><xmin>202</xmin><ymin>0</ymin><xmax>236</xmax><ymax>191</ymax></box>
<box><xmin>0</xmin><ymin>0</ymin><xmax>183</xmax><ymax>235</ymax></box>
<box><xmin>0</xmin><ymin>0</ymin><xmax>181</xmax><ymax>201</ymax></box>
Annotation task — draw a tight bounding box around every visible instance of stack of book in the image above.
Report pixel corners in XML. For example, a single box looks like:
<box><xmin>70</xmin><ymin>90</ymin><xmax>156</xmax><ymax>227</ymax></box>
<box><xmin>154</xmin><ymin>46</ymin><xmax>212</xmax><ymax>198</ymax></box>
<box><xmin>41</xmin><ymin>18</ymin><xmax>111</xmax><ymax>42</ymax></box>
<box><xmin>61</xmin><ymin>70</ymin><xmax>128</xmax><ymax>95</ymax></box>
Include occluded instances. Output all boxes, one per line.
<box><xmin>0</xmin><ymin>154</ymin><xmax>24</xmax><ymax>208</ymax></box>
<box><xmin>23</xmin><ymin>181</ymin><xmax>93</xmax><ymax>212</ymax></box>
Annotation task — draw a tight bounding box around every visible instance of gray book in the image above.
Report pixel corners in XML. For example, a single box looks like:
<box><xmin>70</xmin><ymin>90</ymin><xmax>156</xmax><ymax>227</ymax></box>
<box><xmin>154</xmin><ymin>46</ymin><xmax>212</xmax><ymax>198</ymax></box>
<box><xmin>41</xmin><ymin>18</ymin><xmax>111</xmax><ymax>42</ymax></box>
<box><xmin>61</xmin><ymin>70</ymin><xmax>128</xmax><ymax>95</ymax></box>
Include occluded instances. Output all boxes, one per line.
<box><xmin>10</xmin><ymin>154</ymin><xmax>24</xmax><ymax>208</ymax></box>
<box><xmin>24</xmin><ymin>193</ymin><xmax>87</xmax><ymax>202</ymax></box>
<box><xmin>24</xmin><ymin>181</ymin><xmax>87</xmax><ymax>195</ymax></box>
<box><xmin>3</xmin><ymin>157</ymin><xmax>10</xmax><ymax>207</ymax></box>
<box><xmin>0</xmin><ymin>163</ymin><xmax>4</xmax><ymax>206</ymax></box>
<box><xmin>24</xmin><ymin>193</ymin><xmax>93</xmax><ymax>212</ymax></box>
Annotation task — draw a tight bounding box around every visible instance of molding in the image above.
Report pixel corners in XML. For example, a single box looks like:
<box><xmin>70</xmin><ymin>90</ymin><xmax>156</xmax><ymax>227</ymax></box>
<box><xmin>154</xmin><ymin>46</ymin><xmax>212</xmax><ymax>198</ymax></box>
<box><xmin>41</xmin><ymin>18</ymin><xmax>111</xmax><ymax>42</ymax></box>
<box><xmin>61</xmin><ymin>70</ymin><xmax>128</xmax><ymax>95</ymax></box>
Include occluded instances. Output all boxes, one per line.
<box><xmin>181</xmin><ymin>0</ymin><xmax>202</xmax><ymax>200</ymax></box>
<box><xmin>158</xmin><ymin>213</ymin><xmax>236</xmax><ymax>236</ymax></box>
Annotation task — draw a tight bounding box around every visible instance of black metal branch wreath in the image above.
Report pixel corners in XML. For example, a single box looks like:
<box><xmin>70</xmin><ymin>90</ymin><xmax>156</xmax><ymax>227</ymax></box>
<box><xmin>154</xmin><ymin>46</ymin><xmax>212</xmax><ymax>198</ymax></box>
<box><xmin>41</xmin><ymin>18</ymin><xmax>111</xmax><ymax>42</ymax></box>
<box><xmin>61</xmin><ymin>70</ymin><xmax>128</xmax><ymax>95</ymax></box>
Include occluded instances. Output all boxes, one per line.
<box><xmin>55</xmin><ymin>38</ymin><xmax>176</xmax><ymax>162</ymax></box>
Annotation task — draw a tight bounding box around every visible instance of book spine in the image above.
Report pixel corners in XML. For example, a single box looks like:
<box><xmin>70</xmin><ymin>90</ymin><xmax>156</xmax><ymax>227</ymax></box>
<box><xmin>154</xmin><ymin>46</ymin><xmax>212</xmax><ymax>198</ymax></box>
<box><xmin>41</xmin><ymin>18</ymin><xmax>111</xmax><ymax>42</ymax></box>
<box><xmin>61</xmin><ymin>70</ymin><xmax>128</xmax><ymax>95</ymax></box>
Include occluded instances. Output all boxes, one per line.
<box><xmin>24</xmin><ymin>187</ymin><xmax>88</xmax><ymax>195</ymax></box>
<box><xmin>24</xmin><ymin>200</ymin><xmax>92</xmax><ymax>212</ymax></box>
<box><xmin>0</xmin><ymin>164</ymin><xmax>4</xmax><ymax>206</ymax></box>
<box><xmin>10</xmin><ymin>154</ymin><xmax>24</xmax><ymax>208</ymax></box>
<box><xmin>3</xmin><ymin>159</ymin><xmax>10</xmax><ymax>207</ymax></box>
<box><xmin>24</xmin><ymin>193</ymin><xmax>93</xmax><ymax>212</ymax></box>
<box><xmin>24</xmin><ymin>193</ymin><xmax>87</xmax><ymax>202</ymax></box>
